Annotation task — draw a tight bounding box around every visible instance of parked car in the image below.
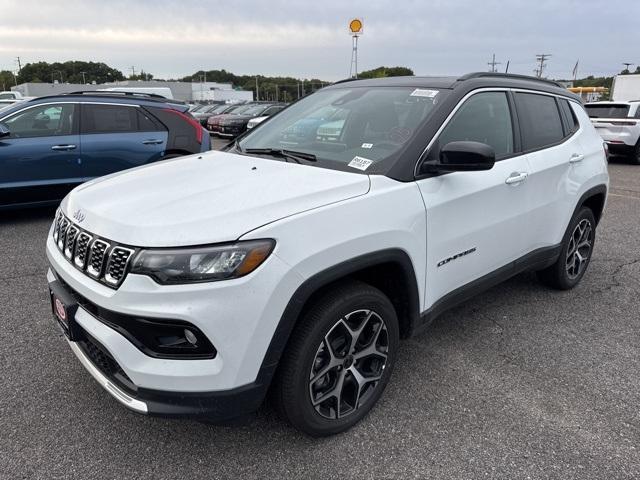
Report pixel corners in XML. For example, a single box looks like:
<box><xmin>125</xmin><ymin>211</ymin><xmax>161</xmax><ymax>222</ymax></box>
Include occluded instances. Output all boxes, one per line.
<box><xmin>191</xmin><ymin>103</ymin><xmax>227</xmax><ymax>125</ymax></box>
<box><xmin>214</xmin><ymin>103</ymin><xmax>286</xmax><ymax>137</ymax></box>
<box><xmin>585</xmin><ymin>101</ymin><xmax>640</xmax><ymax>164</ymax></box>
<box><xmin>0</xmin><ymin>91</ymin><xmax>210</xmax><ymax>209</ymax></box>
<box><xmin>246</xmin><ymin>115</ymin><xmax>268</xmax><ymax>130</ymax></box>
<box><xmin>46</xmin><ymin>73</ymin><xmax>607</xmax><ymax>436</ymax></box>
<box><xmin>205</xmin><ymin>103</ymin><xmax>258</xmax><ymax>134</ymax></box>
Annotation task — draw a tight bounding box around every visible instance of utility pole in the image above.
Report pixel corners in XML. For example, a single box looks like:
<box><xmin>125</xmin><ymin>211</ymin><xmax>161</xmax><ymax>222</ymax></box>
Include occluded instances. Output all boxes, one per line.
<box><xmin>80</xmin><ymin>71</ymin><xmax>87</xmax><ymax>84</ymax></box>
<box><xmin>255</xmin><ymin>76</ymin><xmax>259</xmax><ymax>101</ymax></box>
<box><xmin>487</xmin><ymin>53</ymin><xmax>501</xmax><ymax>73</ymax></box>
<box><xmin>130</xmin><ymin>66</ymin><xmax>136</xmax><ymax>78</ymax></box>
<box><xmin>275</xmin><ymin>84</ymin><xmax>279</xmax><ymax>102</ymax></box>
<box><xmin>535</xmin><ymin>54</ymin><xmax>551</xmax><ymax>78</ymax></box>
<box><xmin>15</xmin><ymin>56</ymin><xmax>22</xmax><ymax>74</ymax></box>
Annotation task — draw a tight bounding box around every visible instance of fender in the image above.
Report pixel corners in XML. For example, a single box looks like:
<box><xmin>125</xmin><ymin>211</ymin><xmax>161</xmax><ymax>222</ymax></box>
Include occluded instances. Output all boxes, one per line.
<box><xmin>572</xmin><ymin>184</ymin><xmax>608</xmax><ymax>226</ymax></box>
<box><xmin>254</xmin><ymin>248</ymin><xmax>421</xmax><ymax>388</ymax></box>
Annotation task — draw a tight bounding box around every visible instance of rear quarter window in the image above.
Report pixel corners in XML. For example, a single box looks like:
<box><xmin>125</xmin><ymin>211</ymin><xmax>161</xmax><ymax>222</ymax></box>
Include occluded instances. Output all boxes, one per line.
<box><xmin>559</xmin><ymin>99</ymin><xmax>580</xmax><ymax>135</ymax></box>
<box><xmin>514</xmin><ymin>93</ymin><xmax>564</xmax><ymax>151</ymax></box>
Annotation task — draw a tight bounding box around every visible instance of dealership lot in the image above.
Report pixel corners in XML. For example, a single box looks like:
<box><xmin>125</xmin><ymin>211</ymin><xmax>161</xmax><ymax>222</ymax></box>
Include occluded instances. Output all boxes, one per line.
<box><xmin>1</xmin><ymin>158</ymin><xmax>639</xmax><ymax>479</ymax></box>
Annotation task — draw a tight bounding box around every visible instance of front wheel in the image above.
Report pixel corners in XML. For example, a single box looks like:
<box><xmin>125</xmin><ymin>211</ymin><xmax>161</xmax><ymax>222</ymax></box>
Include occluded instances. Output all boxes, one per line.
<box><xmin>273</xmin><ymin>281</ymin><xmax>399</xmax><ymax>437</ymax></box>
<box><xmin>537</xmin><ymin>206</ymin><xmax>596</xmax><ymax>290</ymax></box>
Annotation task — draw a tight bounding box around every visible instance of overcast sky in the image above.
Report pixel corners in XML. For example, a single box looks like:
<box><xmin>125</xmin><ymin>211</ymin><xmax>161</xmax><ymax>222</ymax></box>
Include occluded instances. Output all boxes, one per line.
<box><xmin>0</xmin><ymin>0</ymin><xmax>637</xmax><ymax>81</ymax></box>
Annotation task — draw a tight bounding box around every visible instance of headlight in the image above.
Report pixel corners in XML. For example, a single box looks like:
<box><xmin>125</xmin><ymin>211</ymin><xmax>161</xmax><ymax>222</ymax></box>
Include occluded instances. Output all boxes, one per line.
<box><xmin>130</xmin><ymin>239</ymin><xmax>275</xmax><ymax>285</ymax></box>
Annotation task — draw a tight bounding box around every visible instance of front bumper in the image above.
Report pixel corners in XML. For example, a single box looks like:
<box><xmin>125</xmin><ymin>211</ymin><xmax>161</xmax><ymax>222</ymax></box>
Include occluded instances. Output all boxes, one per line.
<box><xmin>46</xmin><ymin>229</ymin><xmax>302</xmax><ymax>418</ymax></box>
<box><xmin>49</xmin><ymin>270</ymin><xmax>271</xmax><ymax>419</ymax></box>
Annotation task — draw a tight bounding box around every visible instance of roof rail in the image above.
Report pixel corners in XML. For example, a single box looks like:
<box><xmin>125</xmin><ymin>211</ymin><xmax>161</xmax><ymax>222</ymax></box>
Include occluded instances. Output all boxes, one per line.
<box><xmin>65</xmin><ymin>90</ymin><xmax>169</xmax><ymax>99</ymax></box>
<box><xmin>457</xmin><ymin>72</ymin><xmax>565</xmax><ymax>89</ymax></box>
<box><xmin>331</xmin><ymin>77</ymin><xmax>359</xmax><ymax>85</ymax></box>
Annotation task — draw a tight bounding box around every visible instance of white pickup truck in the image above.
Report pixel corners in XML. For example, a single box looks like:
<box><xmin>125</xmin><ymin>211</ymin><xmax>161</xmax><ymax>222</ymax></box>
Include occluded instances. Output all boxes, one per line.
<box><xmin>585</xmin><ymin>101</ymin><xmax>640</xmax><ymax>164</ymax></box>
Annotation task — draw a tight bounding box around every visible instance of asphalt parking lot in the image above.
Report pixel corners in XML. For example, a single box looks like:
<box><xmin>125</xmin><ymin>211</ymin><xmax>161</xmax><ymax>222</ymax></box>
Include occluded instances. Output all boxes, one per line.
<box><xmin>1</xmin><ymin>156</ymin><xmax>639</xmax><ymax>480</ymax></box>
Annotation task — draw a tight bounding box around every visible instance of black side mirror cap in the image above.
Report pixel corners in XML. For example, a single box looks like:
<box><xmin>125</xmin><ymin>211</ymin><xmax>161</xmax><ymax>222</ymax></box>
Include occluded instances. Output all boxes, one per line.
<box><xmin>422</xmin><ymin>141</ymin><xmax>496</xmax><ymax>173</ymax></box>
<box><xmin>0</xmin><ymin>123</ymin><xmax>9</xmax><ymax>138</ymax></box>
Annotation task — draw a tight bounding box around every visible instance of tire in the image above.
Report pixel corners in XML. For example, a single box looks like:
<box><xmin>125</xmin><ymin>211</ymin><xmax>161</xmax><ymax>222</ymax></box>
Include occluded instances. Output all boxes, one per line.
<box><xmin>537</xmin><ymin>206</ymin><xmax>596</xmax><ymax>290</ymax></box>
<box><xmin>273</xmin><ymin>280</ymin><xmax>399</xmax><ymax>437</ymax></box>
<box><xmin>632</xmin><ymin>142</ymin><xmax>640</xmax><ymax>165</ymax></box>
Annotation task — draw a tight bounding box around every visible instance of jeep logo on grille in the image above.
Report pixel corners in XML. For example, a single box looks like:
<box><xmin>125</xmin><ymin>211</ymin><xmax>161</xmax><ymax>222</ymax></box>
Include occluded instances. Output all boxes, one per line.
<box><xmin>73</xmin><ymin>209</ymin><xmax>85</xmax><ymax>223</ymax></box>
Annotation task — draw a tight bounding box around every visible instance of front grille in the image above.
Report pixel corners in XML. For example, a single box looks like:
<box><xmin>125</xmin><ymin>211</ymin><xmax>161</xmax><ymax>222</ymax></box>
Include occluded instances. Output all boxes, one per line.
<box><xmin>51</xmin><ymin>210</ymin><xmax>136</xmax><ymax>288</ymax></box>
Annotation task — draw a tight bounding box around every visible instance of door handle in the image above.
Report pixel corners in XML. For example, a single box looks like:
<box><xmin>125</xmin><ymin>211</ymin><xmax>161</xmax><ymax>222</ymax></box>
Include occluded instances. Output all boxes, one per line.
<box><xmin>569</xmin><ymin>153</ymin><xmax>585</xmax><ymax>164</ymax></box>
<box><xmin>142</xmin><ymin>139</ymin><xmax>164</xmax><ymax>145</ymax></box>
<box><xmin>51</xmin><ymin>144</ymin><xmax>77</xmax><ymax>151</ymax></box>
<box><xmin>505</xmin><ymin>172</ymin><xmax>528</xmax><ymax>185</ymax></box>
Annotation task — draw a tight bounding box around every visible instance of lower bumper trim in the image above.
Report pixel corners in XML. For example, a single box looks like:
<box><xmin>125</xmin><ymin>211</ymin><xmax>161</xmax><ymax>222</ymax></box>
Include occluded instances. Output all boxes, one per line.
<box><xmin>68</xmin><ymin>339</ymin><xmax>149</xmax><ymax>414</ymax></box>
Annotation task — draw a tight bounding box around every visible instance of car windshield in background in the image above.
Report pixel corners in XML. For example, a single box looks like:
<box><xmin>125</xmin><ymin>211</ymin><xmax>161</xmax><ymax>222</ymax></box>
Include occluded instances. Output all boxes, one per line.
<box><xmin>238</xmin><ymin>86</ymin><xmax>444</xmax><ymax>173</ymax></box>
<box><xmin>242</xmin><ymin>104</ymin><xmax>270</xmax><ymax>116</ymax></box>
<box><xmin>585</xmin><ymin>104</ymin><xmax>630</xmax><ymax>118</ymax></box>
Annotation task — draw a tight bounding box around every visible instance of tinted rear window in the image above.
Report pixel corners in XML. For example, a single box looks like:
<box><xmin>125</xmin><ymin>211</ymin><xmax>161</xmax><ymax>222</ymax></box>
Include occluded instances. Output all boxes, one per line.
<box><xmin>515</xmin><ymin>93</ymin><xmax>564</xmax><ymax>151</ymax></box>
<box><xmin>584</xmin><ymin>104</ymin><xmax>630</xmax><ymax>118</ymax></box>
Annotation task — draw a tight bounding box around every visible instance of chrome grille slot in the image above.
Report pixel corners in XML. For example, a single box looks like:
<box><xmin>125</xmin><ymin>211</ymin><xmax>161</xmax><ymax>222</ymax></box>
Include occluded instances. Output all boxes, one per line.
<box><xmin>87</xmin><ymin>240</ymin><xmax>110</xmax><ymax>278</ymax></box>
<box><xmin>104</xmin><ymin>247</ymin><xmax>135</xmax><ymax>286</ymax></box>
<box><xmin>50</xmin><ymin>212</ymin><xmax>136</xmax><ymax>289</ymax></box>
<box><xmin>57</xmin><ymin>217</ymin><xmax>69</xmax><ymax>250</ymax></box>
<box><xmin>53</xmin><ymin>211</ymin><xmax>63</xmax><ymax>243</ymax></box>
<box><xmin>64</xmin><ymin>226</ymin><xmax>79</xmax><ymax>259</ymax></box>
<box><xmin>74</xmin><ymin>232</ymin><xmax>93</xmax><ymax>268</ymax></box>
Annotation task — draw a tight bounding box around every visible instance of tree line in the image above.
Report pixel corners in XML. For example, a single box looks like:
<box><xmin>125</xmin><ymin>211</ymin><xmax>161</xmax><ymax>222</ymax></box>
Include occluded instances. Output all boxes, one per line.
<box><xmin>0</xmin><ymin>60</ymin><xmax>416</xmax><ymax>96</ymax></box>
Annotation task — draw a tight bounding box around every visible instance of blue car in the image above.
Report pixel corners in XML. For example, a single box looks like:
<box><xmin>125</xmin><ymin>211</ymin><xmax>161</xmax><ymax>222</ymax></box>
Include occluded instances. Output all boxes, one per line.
<box><xmin>0</xmin><ymin>91</ymin><xmax>210</xmax><ymax>209</ymax></box>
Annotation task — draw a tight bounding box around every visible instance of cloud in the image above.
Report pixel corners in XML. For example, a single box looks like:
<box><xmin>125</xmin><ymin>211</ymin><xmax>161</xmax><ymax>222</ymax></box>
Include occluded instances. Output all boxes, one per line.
<box><xmin>0</xmin><ymin>0</ymin><xmax>636</xmax><ymax>80</ymax></box>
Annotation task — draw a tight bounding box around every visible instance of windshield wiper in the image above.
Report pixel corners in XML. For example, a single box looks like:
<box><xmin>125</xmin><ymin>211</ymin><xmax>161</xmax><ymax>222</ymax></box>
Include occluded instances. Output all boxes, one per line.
<box><xmin>244</xmin><ymin>148</ymin><xmax>317</xmax><ymax>163</ymax></box>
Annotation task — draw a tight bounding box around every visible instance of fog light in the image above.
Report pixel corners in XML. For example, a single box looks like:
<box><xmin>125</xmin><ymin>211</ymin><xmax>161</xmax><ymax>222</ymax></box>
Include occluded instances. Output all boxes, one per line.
<box><xmin>184</xmin><ymin>329</ymin><xmax>198</xmax><ymax>345</ymax></box>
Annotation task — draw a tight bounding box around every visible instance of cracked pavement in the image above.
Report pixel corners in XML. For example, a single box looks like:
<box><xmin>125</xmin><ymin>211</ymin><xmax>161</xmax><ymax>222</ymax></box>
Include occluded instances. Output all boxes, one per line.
<box><xmin>1</xmin><ymin>157</ymin><xmax>639</xmax><ymax>479</ymax></box>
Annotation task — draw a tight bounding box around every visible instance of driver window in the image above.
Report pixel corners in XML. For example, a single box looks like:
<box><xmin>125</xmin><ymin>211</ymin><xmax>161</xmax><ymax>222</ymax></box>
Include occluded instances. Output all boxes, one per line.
<box><xmin>5</xmin><ymin>104</ymin><xmax>75</xmax><ymax>138</ymax></box>
<box><xmin>434</xmin><ymin>92</ymin><xmax>514</xmax><ymax>159</ymax></box>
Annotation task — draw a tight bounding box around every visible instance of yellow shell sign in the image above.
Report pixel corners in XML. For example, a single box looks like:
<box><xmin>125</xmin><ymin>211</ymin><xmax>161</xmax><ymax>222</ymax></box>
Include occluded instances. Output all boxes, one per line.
<box><xmin>349</xmin><ymin>18</ymin><xmax>363</xmax><ymax>35</ymax></box>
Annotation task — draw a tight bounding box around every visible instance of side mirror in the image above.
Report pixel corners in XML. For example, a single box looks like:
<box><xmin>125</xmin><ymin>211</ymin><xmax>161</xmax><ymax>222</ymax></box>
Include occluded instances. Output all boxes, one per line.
<box><xmin>0</xmin><ymin>123</ymin><xmax>9</xmax><ymax>138</ymax></box>
<box><xmin>423</xmin><ymin>141</ymin><xmax>495</xmax><ymax>173</ymax></box>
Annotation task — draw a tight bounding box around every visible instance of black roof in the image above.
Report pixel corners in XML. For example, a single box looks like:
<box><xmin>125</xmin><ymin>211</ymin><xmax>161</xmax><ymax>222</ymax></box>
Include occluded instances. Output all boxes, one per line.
<box><xmin>328</xmin><ymin>72</ymin><xmax>579</xmax><ymax>101</ymax></box>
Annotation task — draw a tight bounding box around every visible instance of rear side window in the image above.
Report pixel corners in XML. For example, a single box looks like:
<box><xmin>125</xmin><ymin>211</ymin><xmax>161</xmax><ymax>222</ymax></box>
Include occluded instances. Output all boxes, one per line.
<box><xmin>436</xmin><ymin>91</ymin><xmax>514</xmax><ymax>158</ymax></box>
<box><xmin>584</xmin><ymin>104</ymin><xmax>630</xmax><ymax>119</ymax></box>
<box><xmin>81</xmin><ymin>104</ymin><xmax>162</xmax><ymax>134</ymax></box>
<box><xmin>515</xmin><ymin>93</ymin><xmax>564</xmax><ymax>151</ymax></box>
<box><xmin>559</xmin><ymin>99</ymin><xmax>579</xmax><ymax>134</ymax></box>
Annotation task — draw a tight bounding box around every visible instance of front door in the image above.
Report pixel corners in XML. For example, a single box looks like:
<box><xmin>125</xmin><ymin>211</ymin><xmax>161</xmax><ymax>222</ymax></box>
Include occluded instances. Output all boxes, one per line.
<box><xmin>0</xmin><ymin>103</ymin><xmax>81</xmax><ymax>207</ymax></box>
<box><xmin>416</xmin><ymin>90</ymin><xmax>531</xmax><ymax>308</ymax></box>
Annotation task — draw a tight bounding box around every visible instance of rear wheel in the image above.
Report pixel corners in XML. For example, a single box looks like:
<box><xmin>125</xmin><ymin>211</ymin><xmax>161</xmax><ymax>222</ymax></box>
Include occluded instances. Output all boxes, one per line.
<box><xmin>632</xmin><ymin>142</ymin><xmax>640</xmax><ymax>165</ymax></box>
<box><xmin>273</xmin><ymin>281</ymin><xmax>399</xmax><ymax>437</ymax></box>
<box><xmin>537</xmin><ymin>206</ymin><xmax>596</xmax><ymax>290</ymax></box>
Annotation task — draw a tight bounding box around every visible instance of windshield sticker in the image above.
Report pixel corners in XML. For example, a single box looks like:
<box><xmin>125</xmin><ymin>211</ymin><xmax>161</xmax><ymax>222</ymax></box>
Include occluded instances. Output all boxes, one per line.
<box><xmin>348</xmin><ymin>156</ymin><xmax>373</xmax><ymax>171</ymax></box>
<box><xmin>410</xmin><ymin>89</ymin><xmax>438</xmax><ymax>98</ymax></box>
<box><xmin>361</xmin><ymin>143</ymin><xmax>373</xmax><ymax>149</ymax></box>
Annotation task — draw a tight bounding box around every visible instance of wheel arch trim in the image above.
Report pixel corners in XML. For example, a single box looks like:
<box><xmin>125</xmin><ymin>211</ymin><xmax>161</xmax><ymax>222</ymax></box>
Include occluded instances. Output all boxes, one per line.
<box><xmin>255</xmin><ymin>248</ymin><xmax>421</xmax><ymax>387</ymax></box>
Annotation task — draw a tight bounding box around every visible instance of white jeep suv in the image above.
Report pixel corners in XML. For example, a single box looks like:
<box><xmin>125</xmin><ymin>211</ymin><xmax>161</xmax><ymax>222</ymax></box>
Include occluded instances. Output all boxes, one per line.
<box><xmin>585</xmin><ymin>100</ymin><xmax>640</xmax><ymax>164</ymax></box>
<box><xmin>47</xmin><ymin>73</ymin><xmax>608</xmax><ymax>436</ymax></box>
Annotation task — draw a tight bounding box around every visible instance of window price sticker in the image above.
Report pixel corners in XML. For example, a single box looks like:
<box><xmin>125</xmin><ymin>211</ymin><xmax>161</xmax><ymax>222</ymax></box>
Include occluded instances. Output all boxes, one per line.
<box><xmin>348</xmin><ymin>156</ymin><xmax>373</xmax><ymax>171</ymax></box>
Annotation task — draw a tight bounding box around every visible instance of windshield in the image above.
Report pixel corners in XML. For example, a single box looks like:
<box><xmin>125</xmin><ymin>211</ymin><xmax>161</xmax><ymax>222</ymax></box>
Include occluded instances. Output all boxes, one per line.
<box><xmin>241</xmin><ymin>104</ymin><xmax>270</xmax><ymax>116</ymax></box>
<box><xmin>238</xmin><ymin>86</ymin><xmax>444</xmax><ymax>174</ymax></box>
<box><xmin>585</xmin><ymin>104</ymin><xmax>630</xmax><ymax>118</ymax></box>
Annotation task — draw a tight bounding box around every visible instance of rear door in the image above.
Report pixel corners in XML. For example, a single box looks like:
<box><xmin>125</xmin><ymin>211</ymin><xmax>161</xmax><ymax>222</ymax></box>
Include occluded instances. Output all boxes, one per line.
<box><xmin>0</xmin><ymin>102</ymin><xmax>81</xmax><ymax>207</ymax></box>
<box><xmin>79</xmin><ymin>103</ymin><xmax>168</xmax><ymax>179</ymax></box>
<box><xmin>416</xmin><ymin>90</ymin><xmax>532</xmax><ymax>307</ymax></box>
<box><xmin>514</xmin><ymin>92</ymin><xmax>582</xmax><ymax>250</ymax></box>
